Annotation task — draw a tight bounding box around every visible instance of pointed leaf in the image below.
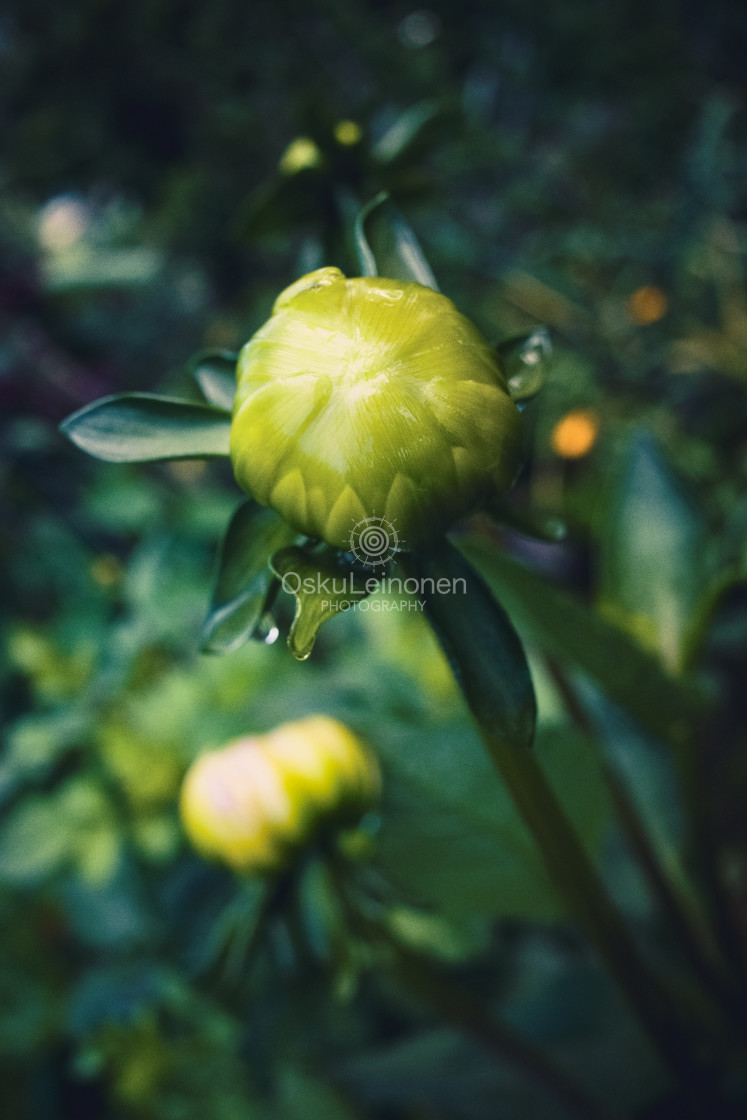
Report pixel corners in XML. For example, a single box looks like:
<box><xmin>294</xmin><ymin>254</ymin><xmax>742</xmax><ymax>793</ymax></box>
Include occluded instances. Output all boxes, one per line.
<box><xmin>353</xmin><ymin>191</ymin><xmax>389</xmax><ymax>277</ymax></box>
<box><xmin>201</xmin><ymin>501</ymin><xmax>298</xmax><ymax>654</ymax></box>
<box><xmin>455</xmin><ymin>530</ymin><xmax>710</xmax><ymax>742</ymax></box>
<box><xmin>369</xmin><ymin>201</ymin><xmax>439</xmax><ymax>289</ymax></box>
<box><xmin>271</xmin><ymin>547</ymin><xmax>375</xmax><ymax>660</ymax></box>
<box><xmin>371</xmin><ymin>100</ymin><xmax>440</xmax><ymax>164</ymax></box>
<box><xmin>399</xmin><ymin>540</ymin><xmax>536</xmax><ymax>750</ymax></box>
<box><xmin>599</xmin><ymin>434</ymin><xmax>706</xmax><ymax>672</ymax></box>
<box><xmin>188</xmin><ymin>350</ymin><xmax>238</xmax><ymax>411</ymax></box>
<box><xmin>384</xmin><ymin>205</ymin><xmax>440</xmax><ymax>290</ymax></box>
<box><xmin>60</xmin><ymin>393</ymin><xmax>231</xmax><ymax>462</ymax></box>
<box><xmin>497</xmin><ymin>329</ymin><xmax>551</xmax><ymax>404</ymax></box>
<box><xmin>352</xmin><ymin>195</ymin><xmax>439</xmax><ymax>289</ymax></box>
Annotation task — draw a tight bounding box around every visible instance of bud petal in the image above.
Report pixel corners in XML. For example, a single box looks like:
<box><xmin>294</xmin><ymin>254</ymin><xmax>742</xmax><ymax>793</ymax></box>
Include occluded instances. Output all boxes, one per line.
<box><xmin>180</xmin><ymin>717</ymin><xmax>380</xmax><ymax>875</ymax></box>
<box><xmin>230</xmin><ymin>269</ymin><xmax>522</xmax><ymax>551</ymax></box>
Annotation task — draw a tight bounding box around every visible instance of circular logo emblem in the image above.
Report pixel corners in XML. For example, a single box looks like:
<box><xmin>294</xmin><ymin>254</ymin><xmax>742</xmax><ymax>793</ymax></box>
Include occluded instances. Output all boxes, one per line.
<box><xmin>349</xmin><ymin>516</ymin><xmax>400</xmax><ymax>568</ymax></box>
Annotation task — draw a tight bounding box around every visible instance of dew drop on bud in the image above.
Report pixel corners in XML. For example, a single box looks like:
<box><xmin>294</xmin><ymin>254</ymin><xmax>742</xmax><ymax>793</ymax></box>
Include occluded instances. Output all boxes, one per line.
<box><xmin>499</xmin><ymin>328</ymin><xmax>551</xmax><ymax>406</ymax></box>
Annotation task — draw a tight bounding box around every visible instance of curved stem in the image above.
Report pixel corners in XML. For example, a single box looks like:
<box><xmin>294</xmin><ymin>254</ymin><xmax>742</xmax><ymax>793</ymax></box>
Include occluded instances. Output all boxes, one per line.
<box><xmin>401</xmin><ymin>541</ymin><xmax>721</xmax><ymax>1095</ymax></box>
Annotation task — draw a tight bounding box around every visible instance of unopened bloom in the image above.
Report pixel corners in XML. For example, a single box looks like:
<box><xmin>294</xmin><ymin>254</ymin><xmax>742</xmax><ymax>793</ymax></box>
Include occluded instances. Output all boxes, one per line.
<box><xmin>180</xmin><ymin>716</ymin><xmax>380</xmax><ymax>874</ymax></box>
<box><xmin>230</xmin><ymin>267</ymin><xmax>522</xmax><ymax>553</ymax></box>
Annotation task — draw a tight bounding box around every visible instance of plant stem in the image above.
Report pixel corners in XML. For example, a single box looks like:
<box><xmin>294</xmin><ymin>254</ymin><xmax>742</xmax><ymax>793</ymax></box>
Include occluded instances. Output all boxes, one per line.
<box><xmin>402</xmin><ymin>541</ymin><xmax>719</xmax><ymax>1095</ymax></box>
<box><xmin>330</xmin><ymin>859</ymin><xmax>618</xmax><ymax>1120</ymax></box>
<box><xmin>545</xmin><ymin>656</ymin><xmax>739</xmax><ymax>1029</ymax></box>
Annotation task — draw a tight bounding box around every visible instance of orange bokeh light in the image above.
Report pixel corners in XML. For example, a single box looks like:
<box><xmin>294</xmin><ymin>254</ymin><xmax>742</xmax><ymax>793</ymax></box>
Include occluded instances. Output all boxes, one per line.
<box><xmin>551</xmin><ymin>409</ymin><xmax>600</xmax><ymax>459</ymax></box>
<box><xmin>627</xmin><ymin>285</ymin><xmax>668</xmax><ymax>325</ymax></box>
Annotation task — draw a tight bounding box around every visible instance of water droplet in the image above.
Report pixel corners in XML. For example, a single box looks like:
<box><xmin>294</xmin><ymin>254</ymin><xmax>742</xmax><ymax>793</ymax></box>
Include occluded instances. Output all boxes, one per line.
<box><xmin>498</xmin><ymin>328</ymin><xmax>551</xmax><ymax>404</ymax></box>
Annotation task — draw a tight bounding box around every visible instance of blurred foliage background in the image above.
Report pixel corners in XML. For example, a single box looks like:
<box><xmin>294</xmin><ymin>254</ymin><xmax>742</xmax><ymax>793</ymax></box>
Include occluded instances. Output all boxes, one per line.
<box><xmin>2</xmin><ymin>1</ymin><xmax>747</xmax><ymax>1117</ymax></box>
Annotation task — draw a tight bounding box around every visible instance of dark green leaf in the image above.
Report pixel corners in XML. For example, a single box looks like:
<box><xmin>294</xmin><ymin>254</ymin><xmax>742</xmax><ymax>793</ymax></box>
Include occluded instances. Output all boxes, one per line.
<box><xmin>60</xmin><ymin>393</ymin><xmax>232</xmax><ymax>462</ymax></box>
<box><xmin>455</xmin><ymin>530</ymin><xmax>710</xmax><ymax>742</ymax></box>
<box><xmin>201</xmin><ymin>501</ymin><xmax>298</xmax><ymax>654</ymax></box>
<box><xmin>400</xmin><ymin>540</ymin><xmax>536</xmax><ymax>750</ymax></box>
<box><xmin>188</xmin><ymin>350</ymin><xmax>238</xmax><ymax>412</ymax></box>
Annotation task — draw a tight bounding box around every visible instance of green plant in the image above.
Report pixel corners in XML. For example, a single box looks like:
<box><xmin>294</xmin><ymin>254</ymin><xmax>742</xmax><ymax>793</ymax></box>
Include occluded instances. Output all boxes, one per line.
<box><xmin>57</xmin><ymin>198</ymin><xmax>747</xmax><ymax>1118</ymax></box>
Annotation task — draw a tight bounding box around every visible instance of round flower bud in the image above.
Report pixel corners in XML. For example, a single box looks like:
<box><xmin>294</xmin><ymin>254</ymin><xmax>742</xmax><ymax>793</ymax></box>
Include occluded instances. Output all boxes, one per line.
<box><xmin>179</xmin><ymin>716</ymin><xmax>380</xmax><ymax>875</ymax></box>
<box><xmin>230</xmin><ymin>268</ymin><xmax>522</xmax><ymax>552</ymax></box>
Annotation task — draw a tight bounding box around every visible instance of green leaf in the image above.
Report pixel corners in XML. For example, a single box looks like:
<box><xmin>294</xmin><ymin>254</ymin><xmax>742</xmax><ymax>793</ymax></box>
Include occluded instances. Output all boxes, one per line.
<box><xmin>352</xmin><ymin>194</ymin><xmax>439</xmax><ymax>289</ymax></box>
<box><xmin>271</xmin><ymin>547</ymin><xmax>375</xmax><ymax>660</ymax></box>
<box><xmin>371</xmin><ymin>100</ymin><xmax>440</xmax><ymax>164</ymax></box>
<box><xmin>201</xmin><ymin>501</ymin><xmax>298</xmax><ymax>654</ymax></box>
<box><xmin>188</xmin><ymin>349</ymin><xmax>238</xmax><ymax>411</ymax></box>
<box><xmin>455</xmin><ymin>530</ymin><xmax>710</xmax><ymax>742</ymax></box>
<box><xmin>598</xmin><ymin>434</ymin><xmax>706</xmax><ymax>673</ymax></box>
<box><xmin>400</xmin><ymin>540</ymin><xmax>536</xmax><ymax>751</ymax></box>
<box><xmin>375</xmin><ymin>722</ymin><xmax>611</xmax><ymax>924</ymax></box>
<box><xmin>371</xmin><ymin>201</ymin><xmax>439</xmax><ymax>289</ymax></box>
<box><xmin>60</xmin><ymin>393</ymin><xmax>232</xmax><ymax>462</ymax></box>
<box><xmin>275</xmin><ymin>1065</ymin><xmax>359</xmax><ymax>1120</ymax></box>
<box><xmin>353</xmin><ymin>191</ymin><xmax>389</xmax><ymax>276</ymax></box>
<box><xmin>0</xmin><ymin>798</ymin><xmax>72</xmax><ymax>883</ymax></box>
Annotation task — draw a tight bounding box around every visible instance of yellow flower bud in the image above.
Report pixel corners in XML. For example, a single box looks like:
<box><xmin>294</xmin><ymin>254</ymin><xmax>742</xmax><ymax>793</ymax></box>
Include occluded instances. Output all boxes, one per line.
<box><xmin>334</xmin><ymin>120</ymin><xmax>363</xmax><ymax>146</ymax></box>
<box><xmin>278</xmin><ymin>137</ymin><xmax>323</xmax><ymax>175</ymax></box>
<box><xmin>230</xmin><ymin>268</ymin><xmax>522</xmax><ymax>553</ymax></box>
<box><xmin>179</xmin><ymin>716</ymin><xmax>380</xmax><ymax>875</ymax></box>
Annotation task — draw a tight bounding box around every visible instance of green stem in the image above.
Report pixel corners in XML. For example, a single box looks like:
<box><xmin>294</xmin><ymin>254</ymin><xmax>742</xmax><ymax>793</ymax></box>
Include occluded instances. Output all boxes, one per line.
<box><xmin>401</xmin><ymin>541</ymin><xmax>719</xmax><ymax>1093</ymax></box>
<box><xmin>330</xmin><ymin>859</ymin><xmax>618</xmax><ymax>1120</ymax></box>
<box><xmin>209</xmin><ymin>874</ymin><xmax>293</xmax><ymax>993</ymax></box>
<box><xmin>545</xmin><ymin>656</ymin><xmax>739</xmax><ymax>1029</ymax></box>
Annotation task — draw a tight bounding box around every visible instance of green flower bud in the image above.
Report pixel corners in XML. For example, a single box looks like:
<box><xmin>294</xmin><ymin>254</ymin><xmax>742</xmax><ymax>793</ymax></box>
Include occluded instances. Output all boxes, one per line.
<box><xmin>180</xmin><ymin>716</ymin><xmax>380</xmax><ymax>875</ymax></box>
<box><xmin>230</xmin><ymin>268</ymin><xmax>522</xmax><ymax>552</ymax></box>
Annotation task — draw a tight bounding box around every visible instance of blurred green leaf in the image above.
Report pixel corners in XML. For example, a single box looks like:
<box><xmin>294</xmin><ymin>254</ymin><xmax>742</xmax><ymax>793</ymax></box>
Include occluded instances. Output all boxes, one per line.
<box><xmin>599</xmin><ymin>434</ymin><xmax>706</xmax><ymax>672</ymax></box>
<box><xmin>43</xmin><ymin>247</ymin><xmax>162</xmax><ymax>291</ymax></box>
<box><xmin>0</xmin><ymin>798</ymin><xmax>72</xmax><ymax>883</ymax></box>
<box><xmin>353</xmin><ymin>192</ymin><xmax>389</xmax><ymax>277</ymax></box>
<box><xmin>60</xmin><ymin>393</ymin><xmax>231</xmax><ymax>462</ymax></box>
<box><xmin>366</xmin><ymin>199</ymin><xmax>439</xmax><ymax>289</ymax></box>
<box><xmin>338</xmin><ymin>1028</ymin><xmax>583</xmax><ymax>1120</ymax></box>
<box><xmin>275</xmin><ymin>1065</ymin><xmax>360</xmax><ymax>1120</ymax></box>
<box><xmin>189</xmin><ymin>350</ymin><xmax>238</xmax><ymax>412</ymax></box>
<box><xmin>455</xmin><ymin>532</ymin><xmax>709</xmax><ymax>742</ymax></box>
<box><xmin>201</xmin><ymin>501</ymin><xmax>297</xmax><ymax>654</ymax></box>
<box><xmin>371</xmin><ymin>100</ymin><xmax>440</xmax><ymax>163</ymax></box>
<box><xmin>68</xmin><ymin>964</ymin><xmax>166</xmax><ymax>1035</ymax></box>
<box><xmin>376</xmin><ymin>725</ymin><xmax>611</xmax><ymax>924</ymax></box>
<box><xmin>1</xmin><ymin>708</ymin><xmax>90</xmax><ymax>786</ymax></box>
